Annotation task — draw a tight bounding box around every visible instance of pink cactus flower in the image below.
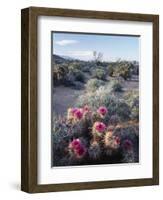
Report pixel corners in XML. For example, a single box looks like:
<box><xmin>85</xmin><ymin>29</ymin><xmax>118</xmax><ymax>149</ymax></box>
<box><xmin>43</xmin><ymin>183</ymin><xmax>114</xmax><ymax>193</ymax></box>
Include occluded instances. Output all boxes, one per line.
<box><xmin>76</xmin><ymin>145</ymin><xmax>86</xmax><ymax>157</ymax></box>
<box><xmin>97</xmin><ymin>106</ymin><xmax>108</xmax><ymax>117</ymax></box>
<box><xmin>73</xmin><ymin>109</ymin><xmax>83</xmax><ymax>120</ymax></box>
<box><xmin>67</xmin><ymin>107</ymin><xmax>84</xmax><ymax>122</ymax></box>
<box><xmin>71</xmin><ymin>108</ymin><xmax>78</xmax><ymax>115</ymax></box>
<box><xmin>70</xmin><ymin>138</ymin><xmax>81</xmax><ymax>148</ymax></box>
<box><xmin>69</xmin><ymin>139</ymin><xmax>86</xmax><ymax>158</ymax></box>
<box><xmin>94</xmin><ymin>122</ymin><xmax>106</xmax><ymax>133</ymax></box>
<box><xmin>67</xmin><ymin>107</ymin><xmax>78</xmax><ymax>121</ymax></box>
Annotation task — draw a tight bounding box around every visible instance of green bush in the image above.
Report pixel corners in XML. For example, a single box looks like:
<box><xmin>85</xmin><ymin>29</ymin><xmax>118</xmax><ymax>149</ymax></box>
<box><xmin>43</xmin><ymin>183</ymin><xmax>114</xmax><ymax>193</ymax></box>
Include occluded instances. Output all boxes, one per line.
<box><xmin>53</xmin><ymin>63</ymin><xmax>86</xmax><ymax>86</ymax></box>
<box><xmin>113</xmin><ymin>62</ymin><xmax>132</xmax><ymax>80</ymax></box>
<box><xmin>53</xmin><ymin>64</ymin><xmax>69</xmax><ymax>84</ymax></box>
<box><xmin>76</xmin><ymin>85</ymin><xmax>131</xmax><ymax>122</ymax></box>
<box><xmin>63</xmin><ymin>71</ymin><xmax>75</xmax><ymax>87</ymax></box>
<box><xmin>108</xmin><ymin>64</ymin><xmax>114</xmax><ymax>77</ymax></box>
<box><xmin>112</xmin><ymin>81</ymin><xmax>123</xmax><ymax>92</ymax></box>
<box><xmin>93</xmin><ymin>68</ymin><xmax>106</xmax><ymax>80</ymax></box>
<box><xmin>68</xmin><ymin>62</ymin><xmax>82</xmax><ymax>72</ymax></box>
<box><xmin>82</xmin><ymin>65</ymin><xmax>90</xmax><ymax>73</ymax></box>
<box><xmin>130</xmin><ymin>62</ymin><xmax>139</xmax><ymax>75</ymax></box>
<box><xmin>124</xmin><ymin>91</ymin><xmax>139</xmax><ymax>120</ymax></box>
<box><xmin>73</xmin><ymin>70</ymin><xmax>85</xmax><ymax>82</ymax></box>
<box><xmin>124</xmin><ymin>91</ymin><xmax>139</xmax><ymax>106</ymax></box>
<box><xmin>86</xmin><ymin>78</ymin><xmax>105</xmax><ymax>92</ymax></box>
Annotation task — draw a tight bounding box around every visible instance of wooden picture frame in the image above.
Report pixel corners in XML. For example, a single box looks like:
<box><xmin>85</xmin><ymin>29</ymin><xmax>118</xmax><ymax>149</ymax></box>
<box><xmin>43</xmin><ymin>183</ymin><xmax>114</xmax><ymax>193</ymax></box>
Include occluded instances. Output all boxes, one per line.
<box><xmin>21</xmin><ymin>7</ymin><xmax>159</xmax><ymax>193</ymax></box>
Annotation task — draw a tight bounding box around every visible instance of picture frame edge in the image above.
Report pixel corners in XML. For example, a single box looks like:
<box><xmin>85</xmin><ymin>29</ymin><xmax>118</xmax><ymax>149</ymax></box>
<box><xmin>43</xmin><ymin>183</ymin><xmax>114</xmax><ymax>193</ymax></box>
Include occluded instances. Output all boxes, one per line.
<box><xmin>152</xmin><ymin>14</ymin><xmax>159</xmax><ymax>186</ymax></box>
<box><xmin>21</xmin><ymin>7</ymin><xmax>30</xmax><ymax>193</ymax></box>
<box><xmin>21</xmin><ymin>6</ymin><xmax>159</xmax><ymax>193</ymax></box>
<box><xmin>21</xmin><ymin>7</ymin><xmax>38</xmax><ymax>193</ymax></box>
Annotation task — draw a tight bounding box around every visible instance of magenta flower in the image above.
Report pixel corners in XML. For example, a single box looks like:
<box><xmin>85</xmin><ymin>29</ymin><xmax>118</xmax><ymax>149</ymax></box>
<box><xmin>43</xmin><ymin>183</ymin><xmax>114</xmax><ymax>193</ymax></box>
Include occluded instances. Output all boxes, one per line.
<box><xmin>75</xmin><ymin>145</ymin><xmax>86</xmax><ymax>157</ymax></box>
<box><xmin>69</xmin><ymin>138</ymin><xmax>86</xmax><ymax>158</ymax></box>
<box><xmin>67</xmin><ymin>107</ymin><xmax>84</xmax><ymax>122</ymax></box>
<box><xmin>67</xmin><ymin>107</ymin><xmax>78</xmax><ymax>121</ymax></box>
<box><xmin>97</xmin><ymin>106</ymin><xmax>108</xmax><ymax>117</ymax></box>
<box><xmin>71</xmin><ymin>108</ymin><xmax>78</xmax><ymax>115</ymax></box>
<box><xmin>73</xmin><ymin>109</ymin><xmax>83</xmax><ymax>120</ymax></box>
<box><xmin>70</xmin><ymin>138</ymin><xmax>81</xmax><ymax>148</ymax></box>
<box><xmin>93</xmin><ymin>122</ymin><xmax>106</xmax><ymax>133</ymax></box>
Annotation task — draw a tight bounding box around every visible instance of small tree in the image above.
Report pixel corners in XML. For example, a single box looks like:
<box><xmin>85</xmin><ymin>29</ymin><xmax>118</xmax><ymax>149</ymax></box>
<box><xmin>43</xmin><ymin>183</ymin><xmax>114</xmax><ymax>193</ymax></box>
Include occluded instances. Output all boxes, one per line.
<box><xmin>93</xmin><ymin>51</ymin><xmax>103</xmax><ymax>65</ymax></box>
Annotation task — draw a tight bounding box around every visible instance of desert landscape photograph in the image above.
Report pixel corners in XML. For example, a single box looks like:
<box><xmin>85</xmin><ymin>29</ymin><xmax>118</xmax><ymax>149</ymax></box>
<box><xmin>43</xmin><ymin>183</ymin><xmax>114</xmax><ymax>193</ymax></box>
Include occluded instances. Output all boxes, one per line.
<box><xmin>51</xmin><ymin>32</ymin><xmax>139</xmax><ymax>167</ymax></box>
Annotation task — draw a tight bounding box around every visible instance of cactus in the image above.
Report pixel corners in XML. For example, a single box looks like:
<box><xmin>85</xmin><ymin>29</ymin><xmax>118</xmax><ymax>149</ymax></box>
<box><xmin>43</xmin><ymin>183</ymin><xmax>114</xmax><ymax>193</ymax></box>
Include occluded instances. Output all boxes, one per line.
<box><xmin>104</xmin><ymin>131</ymin><xmax>121</xmax><ymax>156</ymax></box>
<box><xmin>52</xmin><ymin>105</ymin><xmax>139</xmax><ymax>166</ymax></box>
<box><xmin>88</xmin><ymin>141</ymin><xmax>101</xmax><ymax>160</ymax></box>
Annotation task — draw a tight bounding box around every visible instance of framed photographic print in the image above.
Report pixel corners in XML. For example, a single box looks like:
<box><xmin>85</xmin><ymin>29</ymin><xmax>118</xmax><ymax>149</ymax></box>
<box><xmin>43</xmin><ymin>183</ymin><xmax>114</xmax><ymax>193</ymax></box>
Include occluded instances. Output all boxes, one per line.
<box><xmin>21</xmin><ymin>7</ymin><xmax>159</xmax><ymax>193</ymax></box>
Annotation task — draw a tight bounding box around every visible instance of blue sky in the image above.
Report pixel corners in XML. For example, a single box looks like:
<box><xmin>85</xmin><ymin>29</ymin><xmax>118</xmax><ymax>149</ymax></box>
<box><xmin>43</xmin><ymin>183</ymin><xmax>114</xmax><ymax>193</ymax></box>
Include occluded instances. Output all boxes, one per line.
<box><xmin>52</xmin><ymin>32</ymin><xmax>140</xmax><ymax>62</ymax></box>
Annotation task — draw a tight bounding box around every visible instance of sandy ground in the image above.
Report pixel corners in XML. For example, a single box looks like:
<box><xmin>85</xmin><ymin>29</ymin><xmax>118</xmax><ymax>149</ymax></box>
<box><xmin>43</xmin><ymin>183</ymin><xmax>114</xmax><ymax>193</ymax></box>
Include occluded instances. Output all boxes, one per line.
<box><xmin>122</xmin><ymin>75</ymin><xmax>139</xmax><ymax>91</ymax></box>
<box><xmin>53</xmin><ymin>75</ymin><xmax>138</xmax><ymax>117</ymax></box>
<box><xmin>53</xmin><ymin>86</ymin><xmax>84</xmax><ymax>116</ymax></box>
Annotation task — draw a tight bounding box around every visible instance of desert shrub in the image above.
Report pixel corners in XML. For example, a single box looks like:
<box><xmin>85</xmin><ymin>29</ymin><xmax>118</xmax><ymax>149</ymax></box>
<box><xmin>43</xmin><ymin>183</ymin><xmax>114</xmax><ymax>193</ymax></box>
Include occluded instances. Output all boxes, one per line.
<box><xmin>68</xmin><ymin>62</ymin><xmax>82</xmax><ymax>72</ymax></box>
<box><xmin>82</xmin><ymin>65</ymin><xmax>90</xmax><ymax>72</ymax></box>
<box><xmin>53</xmin><ymin>64</ymin><xmax>69</xmax><ymax>84</ymax></box>
<box><xmin>113</xmin><ymin>61</ymin><xmax>132</xmax><ymax>80</ymax></box>
<box><xmin>73</xmin><ymin>69</ymin><xmax>85</xmax><ymax>82</ymax></box>
<box><xmin>108</xmin><ymin>64</ymin><xmax>114</xmax><ymax>77</ymax></box>
<box><xmin>114</xmin><ymin>125</ymin><xmax>139</xmax><ymax>162</ymax></box>
<box><xmin>124</xmin><ymin>91</ymin><xmax>139</xmax><ymax>120</ymax></box>
<box><xmin>131</xmin><ymin>106</ymin><xmax>139</xmax><ymax>121</ymax></box>
<box><xmin>63</xmin><ymin>70</ymin><xmax>85</xmax><ymax>86</ymax></box>
<box><xmin>116</xmin><ymin>101</ymin><xmax>131</xmax><ymax>121</ymax></box>
<box><xmin>76</xmin><ymin>85</ymin><xmax>131</xmax><ymax>122</ymax></box>
<box><xmin>63</xmin><ymin>71</ymin><xmax>75</xmax><ymax>87</ymax></box>
<box><xmin>86</xmin><ymin>78</ymin><xmax>105</xmax><ymax>92</ymax></box>
<box><xmin>53</xmin><ymin>62</ymin><xmax>86</xmax><ymax>86</ymax></box>
<box><xmin>93</xmin><ymin>68</ymin><xmax>106</xmax><ymax>80</ymax></box>
<box><xmin>76</xmin><ymin>85</ymin><xmax>112</xmax><ymax>109</ymax></box>
<box><xmin>52</xmin><ymin>118</ymin><xmax>71</xmax><ymax>165</ymax></box>
<box><xmin>124</xmin><ymin>91</ymin><xmax>138</xmax><ymax>105</ymax></box>
<box><xmin>130</xmin><ymin>62</ymin><xmax>139</xmax><ymax>75</ymax></box>
<box><xmin>112</xmin><ymin>80</ymin><xmax>123</xmax><ymax>92</ymax></box>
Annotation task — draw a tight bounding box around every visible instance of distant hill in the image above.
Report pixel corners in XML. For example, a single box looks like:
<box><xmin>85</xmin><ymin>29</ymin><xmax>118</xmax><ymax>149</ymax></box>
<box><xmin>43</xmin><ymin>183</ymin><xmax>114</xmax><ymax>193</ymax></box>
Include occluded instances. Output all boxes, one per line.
<box><xmin>52</xmin><ymin>54</ymin><xmax>67</xmax><ymax>64</ymax></box>
<box><xmin>61</xmin><ymin>55</ymin><xmax>75</xmax><ymax>60</ymax></box>
<box><xmin>52</xmin><ymin>54</ymin><xmax>82</xmax><ymax>64</ymax></box>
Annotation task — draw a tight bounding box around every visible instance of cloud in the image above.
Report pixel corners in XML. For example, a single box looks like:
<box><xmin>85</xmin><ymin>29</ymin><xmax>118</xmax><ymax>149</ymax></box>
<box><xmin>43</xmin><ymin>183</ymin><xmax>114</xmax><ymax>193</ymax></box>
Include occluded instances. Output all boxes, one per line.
<box><xmin>67</xmin><ymin>50</ymin><xmax>93</xmax><ymax>57</ymax></box>
<box><xmin>55</xmin><ymin>40</ymin><xmax>79</xmax><ymax>46</ymax></box>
